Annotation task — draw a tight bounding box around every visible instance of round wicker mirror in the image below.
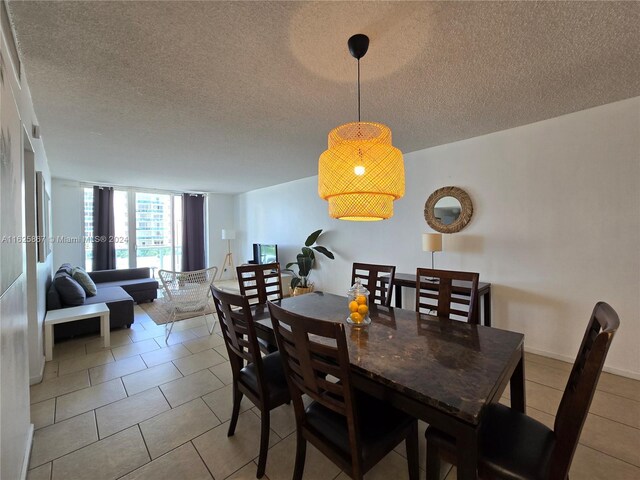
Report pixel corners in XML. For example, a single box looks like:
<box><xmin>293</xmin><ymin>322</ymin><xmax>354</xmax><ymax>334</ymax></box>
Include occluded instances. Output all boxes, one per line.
<box><xmin>424</xmin><ymin>186</ymin><xmax>473</xmax><ymax>233</ymax></box>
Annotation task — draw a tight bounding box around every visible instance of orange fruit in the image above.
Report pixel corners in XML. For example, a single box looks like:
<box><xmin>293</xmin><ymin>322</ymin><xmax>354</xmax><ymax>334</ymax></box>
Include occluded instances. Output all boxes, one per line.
<box><xmin>358</xmin><ymin>304</ymin><xmax>368</xmax><ymax>315</ymax></box>
<box><xmin>350</xmin><ymin>312</ymin><xmax>363</xmax><ymax>323</ymax></box>
<box><xmin>356</xmin><ymin>295</ymin><xmax>367</xmax><ymax>305</ymax></box>
<box><xmin>349</xmin><ymin>301</ymin><xmax>359</xmax><ymax>313</ymax></box>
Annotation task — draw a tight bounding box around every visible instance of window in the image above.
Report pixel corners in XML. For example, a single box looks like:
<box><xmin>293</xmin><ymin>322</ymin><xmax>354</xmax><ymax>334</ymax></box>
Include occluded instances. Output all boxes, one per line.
<box><xmin>83</xmin><ymin>187</ymin><xmax>188</xmax><ymax>272</ymax></box>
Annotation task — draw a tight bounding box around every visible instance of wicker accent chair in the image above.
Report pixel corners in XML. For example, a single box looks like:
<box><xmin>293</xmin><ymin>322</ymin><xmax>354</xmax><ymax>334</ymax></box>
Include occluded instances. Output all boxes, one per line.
<box><xmin>426</xmin><ymin>301</ymin><xmax>620</xmax><ymax>480</ymax></box>
<box><xmin>158</xmin><ymin>266</ymin><xmax>217</xmax><ymax>342</ymax></box>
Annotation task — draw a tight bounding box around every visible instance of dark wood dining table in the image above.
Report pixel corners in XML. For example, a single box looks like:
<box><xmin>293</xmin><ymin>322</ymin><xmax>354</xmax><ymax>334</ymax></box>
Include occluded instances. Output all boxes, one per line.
<box><xmin>254</xmin><ymin>292</ymin><xmax>525</xmax><ymax>480</ymax></box>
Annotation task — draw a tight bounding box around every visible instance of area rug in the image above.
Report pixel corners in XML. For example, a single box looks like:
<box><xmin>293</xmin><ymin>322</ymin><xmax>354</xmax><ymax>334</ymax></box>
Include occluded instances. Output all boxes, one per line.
<box><xmin>140</xmin><ymin>299</ymin><xmax>215</xmax><ymax>326</ymax></box>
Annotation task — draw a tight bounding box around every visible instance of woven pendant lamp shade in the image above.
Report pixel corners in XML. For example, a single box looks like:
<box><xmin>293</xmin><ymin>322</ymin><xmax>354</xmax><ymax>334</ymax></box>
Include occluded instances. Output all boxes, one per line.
<box><xmin>318</xmin><ymin>121</ymin><xmax>405</xmax><ymax>221</ymax></box>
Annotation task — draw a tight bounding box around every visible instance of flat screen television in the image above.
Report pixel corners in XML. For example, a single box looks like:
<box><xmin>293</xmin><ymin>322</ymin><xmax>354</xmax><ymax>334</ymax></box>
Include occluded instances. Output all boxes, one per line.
<box><xmin>252</xmin><ymin>243</ymin><xmax>278</xmax><ymax>265</ymax></box>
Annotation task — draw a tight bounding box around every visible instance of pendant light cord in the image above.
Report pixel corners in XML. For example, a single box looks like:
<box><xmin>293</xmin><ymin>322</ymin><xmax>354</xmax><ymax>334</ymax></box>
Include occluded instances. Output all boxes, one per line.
<box><xmin>357</xmin><ymin>59</ymin><xmax>361</xmax><ymax>122</ymax></box>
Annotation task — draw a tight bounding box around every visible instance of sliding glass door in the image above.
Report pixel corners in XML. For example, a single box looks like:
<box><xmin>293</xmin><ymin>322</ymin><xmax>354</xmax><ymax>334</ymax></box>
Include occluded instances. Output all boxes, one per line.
<box><xmin>84</xmin><ymin>187</ymin><xmax>184</xmax><ymax>272</ymax></box>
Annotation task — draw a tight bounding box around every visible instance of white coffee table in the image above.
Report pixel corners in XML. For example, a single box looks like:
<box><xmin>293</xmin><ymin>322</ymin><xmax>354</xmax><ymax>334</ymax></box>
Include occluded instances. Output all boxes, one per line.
<box><xmin>44</xmin><ymin>303</ymin><xmax>110</xmax><ymax>361</ymax></box>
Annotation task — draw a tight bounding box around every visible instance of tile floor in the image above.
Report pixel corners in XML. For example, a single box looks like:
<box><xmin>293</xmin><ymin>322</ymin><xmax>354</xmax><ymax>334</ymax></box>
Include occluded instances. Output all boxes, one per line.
<box><xmin>27</xmin><ymin>306</ymin><xmax>640</xmax><ymax>480</ymax></box>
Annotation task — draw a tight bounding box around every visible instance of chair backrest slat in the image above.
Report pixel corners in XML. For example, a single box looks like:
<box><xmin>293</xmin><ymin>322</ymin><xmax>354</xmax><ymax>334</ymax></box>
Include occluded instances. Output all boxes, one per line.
<box><xmin>549</xmin><ymin>302</ymin><xmax>619</xmax><ymax>479</ymax></box>
<box><xmin>211</xmin><ymin>285</ymin><xmax>268</xmax><ymax>398</ymax></box>
<box><xmin>351</xmin><ymin>262</ymin><xmax>396</xmax><ymax>307</ymax></box>
<box><xmin>237</xmin><ymin>263</ymin><xmax>283</xmax><ymax>305</ymax></box>
<box><xmin>415</xmin><ymin>268</ymin><xmax>479</xmax><ymax>324</ymax></box>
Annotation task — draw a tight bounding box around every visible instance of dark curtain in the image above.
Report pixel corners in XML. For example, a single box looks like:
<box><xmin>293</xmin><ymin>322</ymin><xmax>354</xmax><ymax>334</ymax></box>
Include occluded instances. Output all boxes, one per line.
<box><xmin>92</xmin><ymin>186</ymin><xmax>116</xmax><ymax>270</ymax></box>
<box><xmin>182</xmin><ymin>193</ymin><xmax>205</xmax><ymax>271</ymax></box>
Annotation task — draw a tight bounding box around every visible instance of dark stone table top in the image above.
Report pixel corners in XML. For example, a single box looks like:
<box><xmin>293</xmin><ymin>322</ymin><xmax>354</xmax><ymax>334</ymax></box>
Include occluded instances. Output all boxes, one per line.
<box><xmin>260</xmin><ymin>291</ymin><xmax>523</xmax><ymax>425</ymax></box>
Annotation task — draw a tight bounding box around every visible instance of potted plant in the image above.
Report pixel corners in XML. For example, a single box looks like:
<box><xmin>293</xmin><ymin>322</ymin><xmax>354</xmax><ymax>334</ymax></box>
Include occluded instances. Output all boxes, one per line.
<box><xmin>284</xmin><ymin>229</ymin><xmax>334</xmax><ymax>296</ymax></box>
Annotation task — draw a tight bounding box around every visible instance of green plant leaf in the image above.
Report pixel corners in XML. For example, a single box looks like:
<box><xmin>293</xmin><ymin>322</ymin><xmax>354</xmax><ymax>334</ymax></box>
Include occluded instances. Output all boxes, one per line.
<box><xmin>290</xmin><ymin>277</ymin><xmax>301</xmax><ymax>289</ymax></box>
<box><xmin>301</xmin><ymin>247</ymin><xmax>315</xmax><ymax>260</ymax></box>
<box><xmin>312</xmin><ymin>246</ymin><xmax>334</xmax><ymax>259</ymax></box>
<box><xmin>305</xmin><ymin>229</ymin><xmax>323</xmax><ymax>247</ymax></box>
<box><xmin>285</xmin><ymin>262</ymin><xmax>297</xmax><ymax>270</ymax></box>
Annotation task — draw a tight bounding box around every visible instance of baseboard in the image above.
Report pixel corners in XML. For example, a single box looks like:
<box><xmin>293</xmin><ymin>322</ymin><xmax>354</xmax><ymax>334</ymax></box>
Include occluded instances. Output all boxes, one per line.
<box><xmin>524</xmin><ymin>346</ymin><xmax>640</xmax><ymax>380</ymax></box>
<box><xmin>20</xmin><ymin>423</ymin><xmax>34</xmax><ymax>480</ymax></box>
<box><xmin>29</xmin><ymin>354</ymin><xmax>45</xmax><ymax>385</ymax></box>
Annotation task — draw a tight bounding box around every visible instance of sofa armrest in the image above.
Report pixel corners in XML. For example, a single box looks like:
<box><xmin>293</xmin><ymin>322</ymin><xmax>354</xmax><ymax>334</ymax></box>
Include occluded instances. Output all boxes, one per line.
<box><xmin>89</xmin><ymin>267</ymin><xmax>152</xmax><ymax>283</ymax></box>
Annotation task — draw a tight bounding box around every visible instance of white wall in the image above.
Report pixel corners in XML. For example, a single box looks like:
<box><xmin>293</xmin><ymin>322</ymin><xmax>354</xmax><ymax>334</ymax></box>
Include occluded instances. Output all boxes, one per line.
<box><xmin>1</xmin><ymin>22</ymin><xmax>53</xmax><ymax>479</ymax></box>
<box><xmin>51</xmin><ymin>178</ymin><xmax>84</xmax><ymax>268</ymax></box>
<box><xmin>207</xmin><ymin>193</ymin><xmax>236</xmax><ymax>279</ymax></box>
<box><xmin>235</xmin><ymin>97</ymin><xmax>640</xmax><ymax>379</ymax></box>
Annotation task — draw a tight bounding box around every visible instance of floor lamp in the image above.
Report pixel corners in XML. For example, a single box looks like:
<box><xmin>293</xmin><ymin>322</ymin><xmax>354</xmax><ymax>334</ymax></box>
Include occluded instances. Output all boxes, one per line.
<box><xmin>219</xmin><ymin>229</ymin><xmax>236</xmax><ymax>280</ymax></box>
<box><xmin>422</xmin><ymin>233</ymin><xmax>443</xmax><ymax>280</ymax></box>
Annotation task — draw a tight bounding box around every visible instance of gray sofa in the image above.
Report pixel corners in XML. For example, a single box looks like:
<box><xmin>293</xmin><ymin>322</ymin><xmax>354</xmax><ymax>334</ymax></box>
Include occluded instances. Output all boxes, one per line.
<box><xmin>47</xmin><ymin>264</ymin><xmax>158</xmax><ymax>340</ymax></box>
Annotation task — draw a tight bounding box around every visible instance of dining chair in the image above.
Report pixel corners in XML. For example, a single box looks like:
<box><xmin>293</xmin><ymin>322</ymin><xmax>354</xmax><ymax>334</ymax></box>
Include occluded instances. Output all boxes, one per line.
<box><xmin>425</xmin><ymin>301</ymin><xmax>620</xmax><ymax>480</ymax></box>
<box><xmin>236</xmin><ymin>262</ymin><xmax>283</xmax><ymax>352</ymax></box>
<box><xmin>267</xmin><ymin>301</ymin><xmax>420</xmax><ymax>480</ymax></box>
<box><xmin>351</xmin><ymin>262</ymin><xmax>396</xmax><ymax>307</ymax></box>
<box><xmin>415</xmin><ymin>268</ymin><xmax>480</xmax><ymax>323</ymax></box>
<box><xmin>158</xmin><ymin>266</ymin><xmax>217</xmax><ymax>342</ymax></box>
<box><xmin>211</xmin><ymin>286</ymin><xmax>290</xmax><ymax>478</ymax></box>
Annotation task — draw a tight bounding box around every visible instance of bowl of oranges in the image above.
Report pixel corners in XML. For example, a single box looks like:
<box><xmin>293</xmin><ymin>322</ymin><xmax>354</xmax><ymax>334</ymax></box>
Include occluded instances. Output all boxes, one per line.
<box><xmin>346</xmin><ymin>278</ymin><xmax>370</xmax><ymax>325</ymax></box>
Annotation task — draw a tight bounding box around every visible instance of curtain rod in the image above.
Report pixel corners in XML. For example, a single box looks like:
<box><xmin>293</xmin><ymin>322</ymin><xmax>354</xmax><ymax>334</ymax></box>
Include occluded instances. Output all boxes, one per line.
<box><xmin>80</xmin><ymin>181</ymin><xmax>208</xmax><ymax>196</ymax></box>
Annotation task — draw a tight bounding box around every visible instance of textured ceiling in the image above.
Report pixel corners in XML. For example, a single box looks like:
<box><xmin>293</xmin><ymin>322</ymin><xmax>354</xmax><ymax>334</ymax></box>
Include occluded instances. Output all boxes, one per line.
<box><xmin>7</xmin><ymin>1</ymin><xmax>640</xmax><ymax>193</ymax></box>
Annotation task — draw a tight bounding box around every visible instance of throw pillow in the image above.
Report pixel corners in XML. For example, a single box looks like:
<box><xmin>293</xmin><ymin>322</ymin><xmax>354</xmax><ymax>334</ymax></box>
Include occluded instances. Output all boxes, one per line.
<box><xmin>72</xmin><ymin>267</ymin><xmax>97</xmax><ymax>296</ymax></box>
<box><xmin>53</xmin><ymin>272</ymin><xmax>86</xmax><ymax>306</ymax></box>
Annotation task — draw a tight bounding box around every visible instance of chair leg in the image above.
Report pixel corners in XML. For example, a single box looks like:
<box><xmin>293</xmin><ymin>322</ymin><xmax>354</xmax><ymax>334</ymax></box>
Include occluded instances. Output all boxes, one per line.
<box><xmin>292</xmin><ymin>431</ymin><xmax>307</xmax><ymax>480</ymax></box>
<box><xmin>426</xmin><ymin>436</ymin><xmax>442</xmax><ymax>480</ymax></box>
<box><xmin>406</xmin><ymin>421</ymin><xmax>420</xmax><ymax>480</ymax></box>
<box><xmin>227</xmin><ymin>384</ymin><xmax>242</xmax><ymax>437</ymax></box>
<box><xmin>256</xmin><ymin>408</ymin><xmax>270</xmax><ymax>478</ymax></box>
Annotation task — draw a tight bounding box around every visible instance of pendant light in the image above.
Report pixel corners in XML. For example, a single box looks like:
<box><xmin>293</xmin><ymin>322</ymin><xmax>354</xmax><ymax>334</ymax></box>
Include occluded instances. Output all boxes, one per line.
<box><xmin>318</xmin><ymin>34</ymin><xmax>405</xmax><ymax>221</ymax></box>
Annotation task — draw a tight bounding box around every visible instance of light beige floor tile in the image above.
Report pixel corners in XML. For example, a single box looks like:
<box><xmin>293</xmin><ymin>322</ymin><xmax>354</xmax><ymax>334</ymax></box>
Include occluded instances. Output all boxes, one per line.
<box><xmin>89</xmin><ymin>355</ymin><xmax>147</xmax><ymax>385</ymax></box>
<box><xmin>140</xmin><ymin>398</ymin><xmax>220</xmax><ymax>459</ymax></box>
<box><xmin>189</xmin><ymin>325</ymin><xmax>216</xmax><ymax>338</ymax></box>
<box><xmin>122</xmin><ymin>362</ymin><xmax>182</xmax><ymax>396</ymax></box>
<box><xmin>193</xmin><ymin>411</ymin><xmax>280</xmax><ymax>480</ymax></box>
<box><xmin>171</xmin><ymin>316</ymin><xmax>206</xmax><ymax>331</ymax></box>
<box><xmin>52</xmin><ymin>339</ymin><xmax>87</xmax><ymax>361</ymax></box>
<box><xmin>139</xmin><ymin>322</ymin><xmax>165</xmax><ymax>337</ymax></box>
<box><xmin>525</xmin><ymin>360</ymin><xmax>570</xmax><ymax>390</ymax></box>
<box><xmin>522</xmin><ymin>380</ymin><xmax>563</xmax><ymax>415</ymax></box>
<box><xmin>597</xmin><ymin>371</ymin><xmax>640</xmax><ymax>402</ymax></box>
<box><xmin>183</xmin><ymin>333</ymin><xmax>225</xmax><ymax>354</ymax></box>
<box><xmin>160</xmin><ymin>369</ymin><xmax>225</xmax><ymax>407</ymax></box>
<box><xmin>590</xmin><ymin>389</ymin><xmax>640</xmax><ymax>429</ymax></box>
<box><xmin>581</xmin><ymin>413</ymin><xmax>640</xmax><ymax>466</ymax></box>
<box><xmin>525</xmin><ymin>352</ymin><xmax>572</xmax><ymax>372</ymax></box>
<box><xmin>226</xmin><ymin>461</ymin><xmax>270</xmax><ymax>480</ymax></box>
<box><xmin>27</xmin><ymin>462</ymin><xmax>51</xmax><ymax>480</ymax></box>
<box><xmin>112</xmin><ymin>338</ymin><xmax>160</xmax><ymax>361</ymax></box>
<box><xmin>251</xmin><ymin>403</ymin><xmax>297</xmax><ymax>439</ymax></box>
<box><xmin>202</xmin><ymin>383</ymin><xmax>253</xmax><ymax>422</ymax></box>
<box><xmin>96</xmin><ymin>387</ymin><xmax>170</xmax><ymax>439</ymax></box>
<box><xmin>121</xmin><ymin>442</ymin><xmax>213</xmax><ymax>480</ymax></box>
<box><xmin>58</xmin><ymin>350</ymin><xmax>114</xmax><ymax>376</ymax></box>
<box><xmin>51</xmin><ymin>426</ymin><xmax>149</xmax><ymax>480</ymax></box>
<box><xmin>209</xmin><ymin>361</ymin><xmax>233</xmax><ymax>385</ymax></box>
<box><xmin>173</xmin><ymin>348</ymin><xmax>227</xmax><ymax>376</ymax></box>
<box><xmin>570</xmin><ymin>444</ymin><xmax>640</xmax><ymax>479</ymax></box>
<box><xmin>31</xmin><ymin>398</ymin><xmax>56</xmax><ymax>430</ymax></box>
<box><xmin>55</xmin><ymin>378</ymin><xmax>126</xmax><ymax>422</ymax></box>
<box><xmin>30</xmin><ymin>370</ymin><xmax>90</xmax><ymax>404</ymax></box>
<box><xmin>215</xmin><ymin>344</ymin><xmax>229</xmax><ymax>360</ymax></box>
<box><xmin>42</xmin><ymin>361</ymin><xmax>59</xmax><ymax>381</ymax></box>
<box><xmin>142</xmin><ymin>343</ymin><xmax>191</xmax><ymax>367</ymax></box>
<box><xmin>127</xmin><ymin>327</ymin><xmax>158</xmax><ymax>342</ymax></box>
<box><xmin>85</xmin><ymin>329</ymin><xmax>132</xmax><ymax>353</ymax></box>
<box><xmin>29</xmin><ymin>411</ymin><xmax>97</xmax><ymax>468</ymax></box>
<box><xmin>260</xmin><ymin>430</ymin><xmax>340</xmax><ymax>480</ymax></box>
<box><xmin>333</xmin><ymin>450</ymin><xmax>422</xmax><ymax>480</ymax></box>
<box><xmin>154</xmin><ymin>329</ymin><xmax>198</xmax><ymax>347</ymax></box>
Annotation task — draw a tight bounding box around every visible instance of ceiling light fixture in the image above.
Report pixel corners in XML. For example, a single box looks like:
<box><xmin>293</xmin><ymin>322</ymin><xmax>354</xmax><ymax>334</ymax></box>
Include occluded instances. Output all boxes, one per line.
<box><xmin>318</xmin><ymin>34</ymin><xmax>405</xmax><ymax>221</ymax></box>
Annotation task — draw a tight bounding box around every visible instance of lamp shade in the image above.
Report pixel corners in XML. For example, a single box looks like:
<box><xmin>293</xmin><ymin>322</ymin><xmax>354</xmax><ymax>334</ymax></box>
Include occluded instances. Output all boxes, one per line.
<box><xmin>221</xmin><ymin>229</ymin><xmax>236</xmax><ymax>240</ymax></box>
<box><xmin>422</xmin><ymin>233</ymin><xmax>442</xmax><ymax>252</ymax></box>
<box><xmin>318</xmin><ymin>122</ymin><xmax>405</xmax><ymax>221</ymax></box>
